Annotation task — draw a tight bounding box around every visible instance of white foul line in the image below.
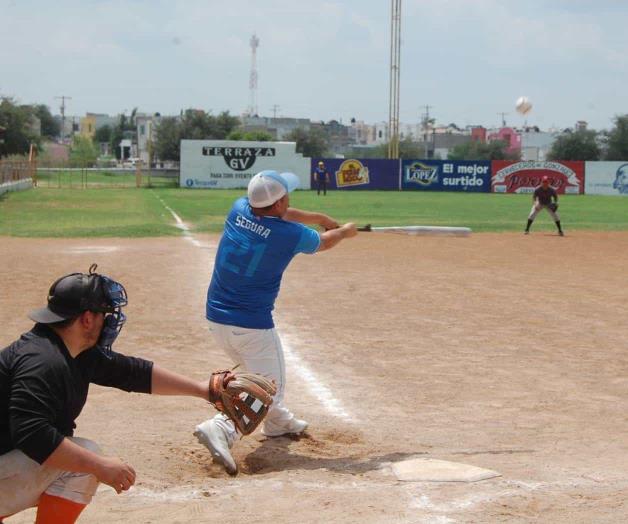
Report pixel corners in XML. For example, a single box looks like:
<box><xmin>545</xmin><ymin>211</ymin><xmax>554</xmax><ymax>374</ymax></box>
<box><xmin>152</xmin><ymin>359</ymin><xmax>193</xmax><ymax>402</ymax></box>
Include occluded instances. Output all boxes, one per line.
<box><xmin>152</xmin><ymin>191</ymin><xmax>203</xmax><ymax>248</ymax></box>
<box><xmin>151</xmin><ymin>192</ymin><xmax>355</xmax><ymax>423</ymax></box>
<box><xmin>282</xmin><ymin>336</ymin><xmax>355</xmax><ymax>423</ymax></box>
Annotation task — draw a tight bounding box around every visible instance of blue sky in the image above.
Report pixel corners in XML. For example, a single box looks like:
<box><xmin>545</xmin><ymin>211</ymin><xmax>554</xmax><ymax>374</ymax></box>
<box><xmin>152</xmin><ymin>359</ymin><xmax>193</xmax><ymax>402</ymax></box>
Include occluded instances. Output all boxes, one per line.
<box><xmin>1</xmin><ymin>0</ymin><xmax>627</xmax><ymax>130</ymax></box>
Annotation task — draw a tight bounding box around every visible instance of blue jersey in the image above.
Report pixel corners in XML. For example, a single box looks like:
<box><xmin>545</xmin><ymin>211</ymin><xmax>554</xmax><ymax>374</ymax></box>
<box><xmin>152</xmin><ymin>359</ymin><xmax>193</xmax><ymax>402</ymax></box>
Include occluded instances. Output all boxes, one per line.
<box><xmin>314</xmin><ymin>167</ymin><xmax>329</xmax><ymax>181</ymax></box>
<box><xmin>206</xmin><ymin>197</ymin><xmax>321</xmax><ymax>329</ymax></box>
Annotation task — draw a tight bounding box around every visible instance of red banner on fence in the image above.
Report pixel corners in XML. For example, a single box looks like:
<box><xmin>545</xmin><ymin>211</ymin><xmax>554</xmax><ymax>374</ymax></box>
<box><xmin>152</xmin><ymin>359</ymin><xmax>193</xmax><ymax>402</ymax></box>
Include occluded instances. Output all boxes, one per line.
<box><xmin>491</xmin><ymin>161</ymin><xmax>584</xmax><ymax>194</ymax></box>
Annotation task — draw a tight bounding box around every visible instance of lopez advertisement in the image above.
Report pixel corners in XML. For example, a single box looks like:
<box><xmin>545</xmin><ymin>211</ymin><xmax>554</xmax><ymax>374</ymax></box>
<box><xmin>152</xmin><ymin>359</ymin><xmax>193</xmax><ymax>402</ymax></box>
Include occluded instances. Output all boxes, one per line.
<box><xmin>401</xmin><ymin>160</ymin><xmax>491</xmax><ymax>192</ymax></box>
<box><xmin>311</xmin><ymin>159</ymin><xmax>399</xmax><ymax>190</ymax></box>
<box><xmin>491</xmin><ymin>161</ymin><xmax>584</xmax><ymax>194</ymax></box>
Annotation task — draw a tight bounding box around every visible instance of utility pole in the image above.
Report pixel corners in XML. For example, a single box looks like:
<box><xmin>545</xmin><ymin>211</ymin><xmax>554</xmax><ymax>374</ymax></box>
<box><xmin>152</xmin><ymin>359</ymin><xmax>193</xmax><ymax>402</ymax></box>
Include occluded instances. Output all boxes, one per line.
<box><xmin>421</xmin><ymin>105</ymin><xmax>433</xmax><ymax>158</ymax></box>
<box><xmin>387</xmin><ymin>0</ymin><xmax>402</xmax><ymax>159</ymax></box>
<box><xmin>55</xmin><ymin>96</ymin><xmax>72</xmax><ymax>142</ymax></box>
<box><xmin>271</xmin><ymin>104</ymin><xmax>280</xmax><ymax>119</ymax></box>
<box><xmin>497</xmin><ymin>112</ymin><xmax>508</xmax><ymax>127</ymax></box>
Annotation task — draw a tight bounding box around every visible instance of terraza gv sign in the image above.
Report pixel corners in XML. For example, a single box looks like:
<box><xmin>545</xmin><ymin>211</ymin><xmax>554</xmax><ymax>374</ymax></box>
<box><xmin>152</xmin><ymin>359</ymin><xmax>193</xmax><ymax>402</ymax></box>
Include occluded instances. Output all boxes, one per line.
<box><xmin>202</xmin><ymin>146</ymin><xmax>276</xmax><ymax>171</ymax></box>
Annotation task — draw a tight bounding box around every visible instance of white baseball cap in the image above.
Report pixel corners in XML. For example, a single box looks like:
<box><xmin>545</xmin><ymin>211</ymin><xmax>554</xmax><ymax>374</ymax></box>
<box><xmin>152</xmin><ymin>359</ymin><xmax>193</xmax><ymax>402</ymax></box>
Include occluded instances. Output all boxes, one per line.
<box><xmin>248</xmin><ymin>170</ymin><xmax>300</xmax><ymax>208</ymax></box>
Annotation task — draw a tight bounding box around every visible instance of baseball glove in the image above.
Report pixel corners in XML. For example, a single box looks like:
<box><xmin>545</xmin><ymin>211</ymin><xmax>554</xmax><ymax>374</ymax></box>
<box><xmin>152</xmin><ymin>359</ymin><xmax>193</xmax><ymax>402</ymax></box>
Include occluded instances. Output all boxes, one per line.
<box><xmin>208</xmin><ymin>370</ymin><xmax>277</xmax><ymax>435</ymax></box>
<box><xmin>549</xmin><ymin>202</ymin><xmax>559</xmax><ymax>212</ymax></box>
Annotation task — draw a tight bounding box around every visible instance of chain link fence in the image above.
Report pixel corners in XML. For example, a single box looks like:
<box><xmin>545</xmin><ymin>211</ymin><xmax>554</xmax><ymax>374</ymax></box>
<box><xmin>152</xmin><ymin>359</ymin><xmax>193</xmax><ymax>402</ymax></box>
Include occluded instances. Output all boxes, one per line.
<box><xmin>35</xmin><ymin>165</ymin><xmax>179</xmax><ymax>189</ymax></box>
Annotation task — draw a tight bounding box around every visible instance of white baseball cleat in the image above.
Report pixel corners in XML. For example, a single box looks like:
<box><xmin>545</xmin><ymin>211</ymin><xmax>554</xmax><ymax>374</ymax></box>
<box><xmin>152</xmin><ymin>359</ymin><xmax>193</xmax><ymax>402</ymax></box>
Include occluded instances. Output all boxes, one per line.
<box><xmin>261</xmin><ymin>417</ymin><xmax>309</xmax><ymax>437</ymax></box>
<box><xmin>194</xmin><ymin>420</ymin><xmax>237</xmax><ymax>474</ymax></box>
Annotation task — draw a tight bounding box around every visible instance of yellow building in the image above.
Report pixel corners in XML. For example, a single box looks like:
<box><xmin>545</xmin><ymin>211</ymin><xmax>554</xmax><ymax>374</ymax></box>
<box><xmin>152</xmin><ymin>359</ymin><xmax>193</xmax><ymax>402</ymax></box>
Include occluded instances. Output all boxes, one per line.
<box><xmin>79</xmin><ymin>114</ymin><xmax>97</xmax><ymax>139</ymax></box>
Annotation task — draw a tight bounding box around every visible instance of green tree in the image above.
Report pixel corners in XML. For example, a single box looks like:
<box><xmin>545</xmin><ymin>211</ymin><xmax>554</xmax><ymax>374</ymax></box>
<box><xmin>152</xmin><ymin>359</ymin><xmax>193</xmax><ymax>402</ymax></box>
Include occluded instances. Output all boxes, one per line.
<box><xmin>213</xmin><ymin>111</ymin><xmax>240</xmax><ymax>138</ymax></box>
<box><xmin>153</xmin><ymin>110</ymin><xmax>241</xmax><ymax>162</ymax></box>
<box><xmin>349</xmin><ymin>138</ymin><xmax>426</xmax><ymax>159</ymax></box>
<box><xmin>154</xmin><ymin>117</ymin><xmax>181</xmax><ymax>161</ymax></box>
<box><xmin>0</xmin><ymin>97</ymin><xmax>40</xmax><ymax>157</ymax></box>
<box><xmin>448</xmin><ymin>140</ymin><xmax>520</xmax><ymax>161</ymax></box>
<box><xmin>285</xmin><ymin>127</ymin><xmax>328</xmax><ymax>157</ymax></box>
<box><xmin>547</xmin><ymin>130</ymin><xmax>600</xmax><ymax>161</ymax></box>
<box><xmin>94</xmin><ymin>124</ymin><xmax>112</xmax><ymax>144</ymax></box>
<box><xmin>179</xmin><ymin>109</ymin><xmax>239</xmax><ymax>140</ymax></box>
<box><xmin>69</xmin><ymin>135</ymin><xmax>98</xmax><ymax>167</ymax></box>
<box><xmin>33</xmin><ymin>104</ymin><xmax>60</xmax><ymax>138</ymax></box>
<box><xmin>227</xmin><ymin>130</ymin><xmax>274</xmax><ymax>141</ymax></box>
<box><xmin>605</xmin><ymin>115</ymin><xmax>628</xmax><ymax>160</ymax></box>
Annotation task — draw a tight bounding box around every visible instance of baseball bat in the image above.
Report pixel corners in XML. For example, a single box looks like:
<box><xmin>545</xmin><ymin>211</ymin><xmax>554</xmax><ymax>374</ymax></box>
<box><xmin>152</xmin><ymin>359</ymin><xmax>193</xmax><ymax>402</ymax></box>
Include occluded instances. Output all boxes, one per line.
<box><xmin>357</xmin><ymin>224</ymin><xmax>471</xmax><ymax>236</ymax></box>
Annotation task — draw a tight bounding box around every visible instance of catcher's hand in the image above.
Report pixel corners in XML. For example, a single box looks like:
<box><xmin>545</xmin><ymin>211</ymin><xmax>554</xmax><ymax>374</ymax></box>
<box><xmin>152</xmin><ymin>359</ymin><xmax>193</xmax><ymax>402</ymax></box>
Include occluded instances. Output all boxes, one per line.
<box><xmin>208</xmin><ymin>370</ymin><xmax>276</xmax><ymax>435</ymax></box>
<box><xmin>549</xmin><ymin>202</ymin><xmax>559</xmax><ymax>212</ymax></box>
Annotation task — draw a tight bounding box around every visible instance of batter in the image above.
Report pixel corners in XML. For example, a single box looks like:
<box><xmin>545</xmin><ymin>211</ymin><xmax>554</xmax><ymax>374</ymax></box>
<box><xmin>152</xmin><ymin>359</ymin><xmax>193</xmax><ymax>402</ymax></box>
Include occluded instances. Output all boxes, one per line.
<box><xmin>194</xmin><ymin>170</ymin><xmax>357</xmax><ymax>474</ymax></box>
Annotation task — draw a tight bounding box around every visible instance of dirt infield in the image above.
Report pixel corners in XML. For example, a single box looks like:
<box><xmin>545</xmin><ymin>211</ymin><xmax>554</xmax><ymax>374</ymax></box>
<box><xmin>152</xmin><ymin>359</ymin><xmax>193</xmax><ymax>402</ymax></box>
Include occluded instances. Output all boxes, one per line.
<box><xmin>2</xmin><ymin>231</ymin><xmax>627</xmax><ymax>523</ymax></box>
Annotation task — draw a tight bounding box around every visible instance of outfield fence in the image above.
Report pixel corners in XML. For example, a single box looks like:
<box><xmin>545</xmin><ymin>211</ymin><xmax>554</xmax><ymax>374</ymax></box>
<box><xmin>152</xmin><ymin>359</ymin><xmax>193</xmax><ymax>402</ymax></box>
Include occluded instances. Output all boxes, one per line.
<box><xmin>35</xmin><ymin>167</ymin><xmax>179</xmax><ymax>189</ymax></box>
<box><xmin>1</xmin><ymin>159</ymin><xmax>36</xmax><ymax>184</ymax></box>
<box><xmin>0</xmin><ymin>159</ymin><xmax>36</xmax><ymax>196</ymax></box>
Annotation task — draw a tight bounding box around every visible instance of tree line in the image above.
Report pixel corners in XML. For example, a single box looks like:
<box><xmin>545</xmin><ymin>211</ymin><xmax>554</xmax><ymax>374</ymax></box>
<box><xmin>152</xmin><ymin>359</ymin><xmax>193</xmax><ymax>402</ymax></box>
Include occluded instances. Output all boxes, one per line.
<box><xmin>3</xmin><ymin>95</ymin><xmax>628</xmax><ymax>163</ymax></box>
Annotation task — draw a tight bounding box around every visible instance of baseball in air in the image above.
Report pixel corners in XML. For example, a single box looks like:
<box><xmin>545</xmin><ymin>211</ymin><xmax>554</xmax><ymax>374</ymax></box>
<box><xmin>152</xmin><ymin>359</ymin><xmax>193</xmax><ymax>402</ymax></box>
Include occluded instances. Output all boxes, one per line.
<box><xmin>515</xmin><ymin>96</ymin><xmax>532</xmax><ymax>115</ymax></box>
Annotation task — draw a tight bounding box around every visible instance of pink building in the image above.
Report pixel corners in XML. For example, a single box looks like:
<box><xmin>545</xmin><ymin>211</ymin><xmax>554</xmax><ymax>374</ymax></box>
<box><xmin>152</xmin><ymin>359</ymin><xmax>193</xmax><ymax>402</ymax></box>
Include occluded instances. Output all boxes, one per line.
<box><xmin>488</xmin><ymin>127</ymin><xmax>521</xmax><ymax>155</ymax></box>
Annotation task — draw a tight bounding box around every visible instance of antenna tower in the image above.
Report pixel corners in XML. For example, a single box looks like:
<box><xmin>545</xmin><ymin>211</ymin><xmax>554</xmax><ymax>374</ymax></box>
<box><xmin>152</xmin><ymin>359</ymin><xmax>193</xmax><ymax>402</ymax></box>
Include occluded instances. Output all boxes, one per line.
<box><xmin>248</xmin><ymin>34</ymin><xmax>260</xmax><ymax>117</ymax></box>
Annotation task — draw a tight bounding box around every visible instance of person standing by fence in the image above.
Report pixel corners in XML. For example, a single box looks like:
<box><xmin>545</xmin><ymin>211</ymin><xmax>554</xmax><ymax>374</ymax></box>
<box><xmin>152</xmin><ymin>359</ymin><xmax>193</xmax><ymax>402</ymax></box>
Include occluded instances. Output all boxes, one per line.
<box><xmin>313</xmin><ymin>161</ymin><xmax>330</xmax><ymax>196</ymax></box>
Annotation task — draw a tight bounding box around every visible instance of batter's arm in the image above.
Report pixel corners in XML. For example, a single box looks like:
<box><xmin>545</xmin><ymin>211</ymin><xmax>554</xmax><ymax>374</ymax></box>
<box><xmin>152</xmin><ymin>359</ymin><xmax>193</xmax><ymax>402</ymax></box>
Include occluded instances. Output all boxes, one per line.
<box><xmin>283</xmin><ymin>207</ymin><xmax>339</xmax><ymax>230</ymax></box>
<box><xmin>318</xmin><ymin>222</ymin><xmax>357</xmax><ymax>252</ymax></box>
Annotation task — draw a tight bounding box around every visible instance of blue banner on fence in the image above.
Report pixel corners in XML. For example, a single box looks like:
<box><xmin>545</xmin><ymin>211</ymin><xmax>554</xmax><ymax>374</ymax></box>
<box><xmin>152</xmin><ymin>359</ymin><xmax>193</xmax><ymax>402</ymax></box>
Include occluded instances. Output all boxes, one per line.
<box><xmin>311</xmin><ymin>158</ymin><xmax>399</xmax><ymax>190</ymax></box>
<box><xmin>401</xmin><ymin>160</ymin><xmax>491</xmax><ymax>192</ymax></box>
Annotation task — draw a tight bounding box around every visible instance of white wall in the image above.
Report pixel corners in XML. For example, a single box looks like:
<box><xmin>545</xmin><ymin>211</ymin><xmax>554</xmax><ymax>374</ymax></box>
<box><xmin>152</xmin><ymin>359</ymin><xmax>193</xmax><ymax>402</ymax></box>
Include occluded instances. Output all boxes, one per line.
<box><xmin>585</xmin><ymin>161</ymin><xmax>628</xmax><ymax>195</ymax></box>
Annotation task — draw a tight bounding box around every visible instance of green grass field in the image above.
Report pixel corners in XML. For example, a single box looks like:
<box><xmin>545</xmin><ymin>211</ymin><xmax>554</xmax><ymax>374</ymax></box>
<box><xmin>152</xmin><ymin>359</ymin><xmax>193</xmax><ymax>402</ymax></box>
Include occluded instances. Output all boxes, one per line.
<box><xmin>1</xmin><ymin>186</ymin><xmax>627</xmax><ymax>237</ymax></box>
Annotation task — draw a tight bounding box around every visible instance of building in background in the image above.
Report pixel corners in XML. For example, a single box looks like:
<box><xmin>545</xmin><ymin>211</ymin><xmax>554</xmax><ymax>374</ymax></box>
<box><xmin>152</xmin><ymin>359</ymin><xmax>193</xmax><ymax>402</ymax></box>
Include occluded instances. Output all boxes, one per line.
<box><xmin>520</xmin><ymin>129</ymin><xmax>559</xmax><ymax>161</ymax></box>
<box><xmin>79</xmin><ymin>113</ymin><xmax>118</xmax><ymax>139</ymax></box>
<box><xmin>136</xmin><ymin>113</ymin><xmax>161</xmax><ymax>165</ymax></box>
<box><xmin>488</xmin><ymin>126</ymin><xmax>521</xmax><ymax>156</ymax></box>
<box><xmin>239</xmin><ymin>115</ymin><xmax>311</xmax><ymax>140</ymax></box>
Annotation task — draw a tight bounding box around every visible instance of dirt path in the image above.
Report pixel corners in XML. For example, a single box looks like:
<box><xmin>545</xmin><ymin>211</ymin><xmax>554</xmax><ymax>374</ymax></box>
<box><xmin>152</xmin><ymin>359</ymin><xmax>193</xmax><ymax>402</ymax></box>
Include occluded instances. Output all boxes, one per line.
<box><xmin>1</xmin><ymin>231</ymin><xmax>627</xmax><ymax>523</ymax></box>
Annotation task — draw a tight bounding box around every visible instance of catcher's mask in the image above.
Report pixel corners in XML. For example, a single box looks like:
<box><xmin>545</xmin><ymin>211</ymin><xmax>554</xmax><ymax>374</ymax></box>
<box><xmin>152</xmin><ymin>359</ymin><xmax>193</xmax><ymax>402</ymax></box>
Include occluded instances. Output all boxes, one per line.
<box><xmin>90</xmin><ymin>265</ymin><xmax>128</xmax><ymax>358</ymax></box>
<box><xmin>28</xmin><ymin>263</ymin><xmax>128</xmax><ymax>358</ymax></box>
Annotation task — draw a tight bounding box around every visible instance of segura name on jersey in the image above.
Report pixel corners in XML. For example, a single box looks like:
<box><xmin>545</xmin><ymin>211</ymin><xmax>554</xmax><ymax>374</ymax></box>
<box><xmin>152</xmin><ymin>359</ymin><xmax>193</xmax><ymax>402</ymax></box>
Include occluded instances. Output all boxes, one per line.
<box><xmin>235</xmin><ymin>214</ymin><xmax>271</xmax><ymax>238</ymax></box>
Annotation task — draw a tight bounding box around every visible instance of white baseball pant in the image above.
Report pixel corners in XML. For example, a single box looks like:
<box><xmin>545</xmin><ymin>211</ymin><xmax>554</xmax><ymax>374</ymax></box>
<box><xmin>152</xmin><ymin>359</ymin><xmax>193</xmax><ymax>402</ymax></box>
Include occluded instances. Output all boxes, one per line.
<box><xmin>528</xmin><ymin>203</ymin><xmax>560</xmax><ymax>222</ymax></box>
<box><xmin>0</xmin><ymin>437</ymin><xmax>100</xmax><ymax>517</ymax></box>
<box><xmin>205</xmin><ymin>320</ymin><xmax>296</xmax><ymax>445</ymax></box>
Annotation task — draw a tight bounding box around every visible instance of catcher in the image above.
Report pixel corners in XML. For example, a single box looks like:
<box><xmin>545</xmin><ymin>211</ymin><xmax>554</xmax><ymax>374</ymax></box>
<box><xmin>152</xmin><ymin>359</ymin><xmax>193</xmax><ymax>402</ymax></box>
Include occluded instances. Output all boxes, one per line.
<box><xmin>524</xmin><ymin>175</ymin><xmax>564</xmax><ymax>236</ymax></box>
<box><xmin>0</xmin><ymin>265</ymin><xmax>274</xmax><ymax>524</ymax></box>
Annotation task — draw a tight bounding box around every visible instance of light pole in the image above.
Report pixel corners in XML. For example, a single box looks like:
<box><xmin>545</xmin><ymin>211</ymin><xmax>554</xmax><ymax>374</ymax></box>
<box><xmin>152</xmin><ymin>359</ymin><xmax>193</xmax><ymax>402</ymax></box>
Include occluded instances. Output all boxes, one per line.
<box><xmin>388</xmin><ymin>0</ymin><xmax>401</xmax><ymax>159</ymax></box>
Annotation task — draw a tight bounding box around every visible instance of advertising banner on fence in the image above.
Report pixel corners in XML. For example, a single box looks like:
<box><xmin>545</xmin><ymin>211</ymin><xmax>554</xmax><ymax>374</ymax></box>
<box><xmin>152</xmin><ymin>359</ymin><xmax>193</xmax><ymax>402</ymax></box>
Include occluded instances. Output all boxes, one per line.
<box><xmin>491</xmin><ymin>161</ymin><xmax>584</xmax><ymax>194</ymax></box>
<box><xmin>181</xmin><ymin>140</ymin><xmax>310</xmax><ymax>189</ymax></box>
<box><xmin>311</xmin><ymin>158</ymin><xmax>399</xmax><ymax>190</ymax></box>
<box><xmin>585</xmin><ymin>161</ymin><xmax>628</xmax><ymax>195</ymax></box>
<box><xmin>401</xmin><ymin>160</ymin><xmax>491</xmax><ymax>192</ymax></box>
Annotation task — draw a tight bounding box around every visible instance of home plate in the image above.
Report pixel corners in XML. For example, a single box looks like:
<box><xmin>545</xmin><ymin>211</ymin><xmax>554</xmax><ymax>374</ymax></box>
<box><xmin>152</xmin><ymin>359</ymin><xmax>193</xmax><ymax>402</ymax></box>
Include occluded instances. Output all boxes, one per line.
<box><xmin>392</xmin><ymin>458</ymin><xmax>501</xmax><ymax>482</ymax></box>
